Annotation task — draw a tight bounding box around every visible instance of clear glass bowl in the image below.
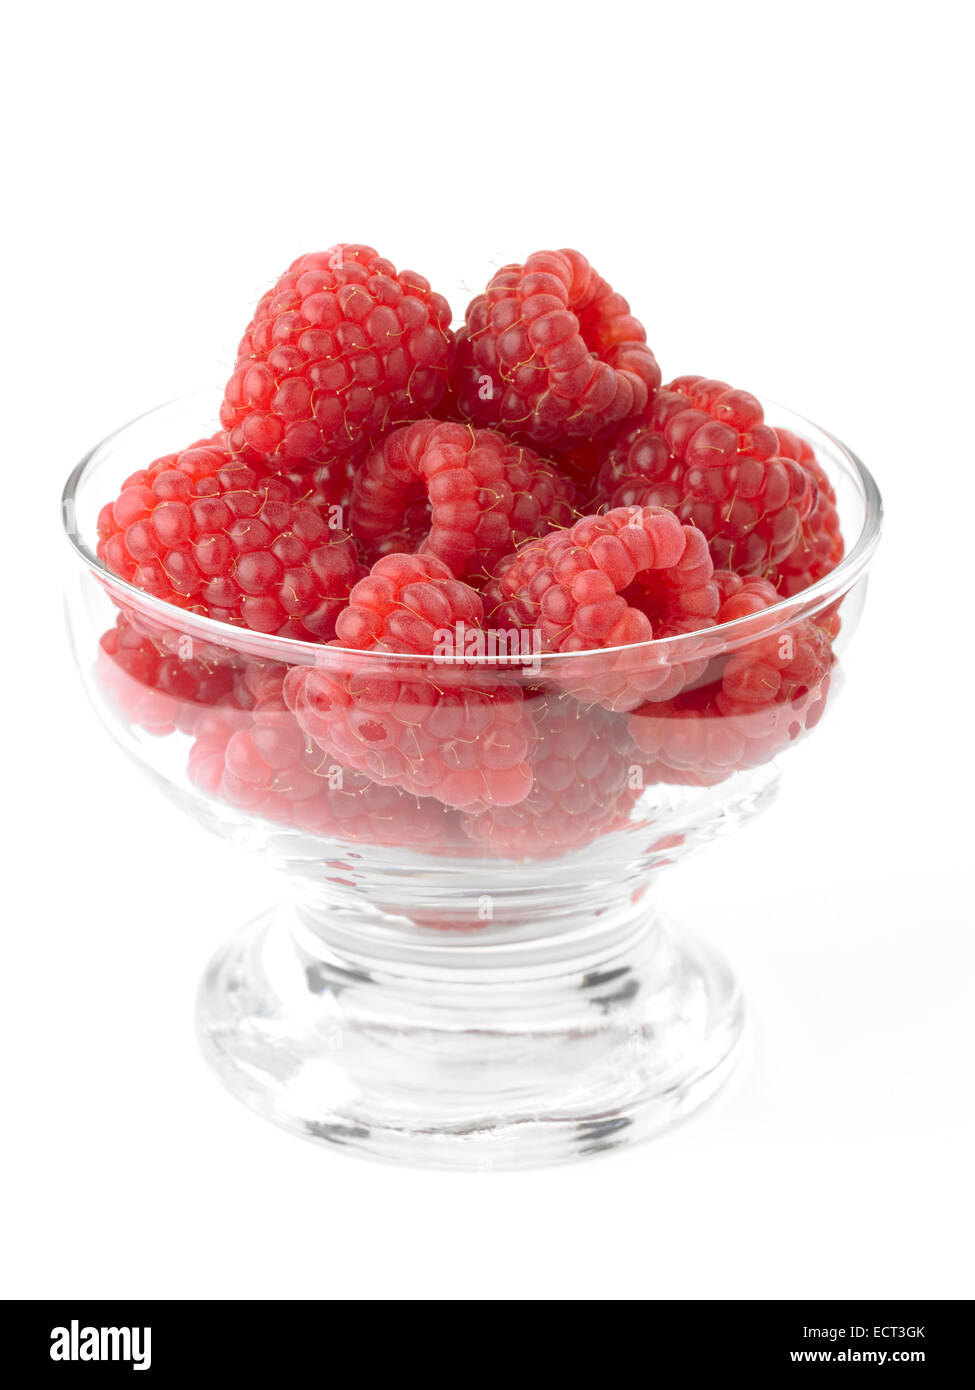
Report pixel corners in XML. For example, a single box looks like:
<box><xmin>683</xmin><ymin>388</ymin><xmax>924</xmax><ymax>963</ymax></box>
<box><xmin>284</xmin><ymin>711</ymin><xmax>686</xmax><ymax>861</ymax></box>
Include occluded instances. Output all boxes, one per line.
<box><xmin>62</xmin><ymin>391</ymin><xmax>882</xmax><ymax>1168</ymax></box>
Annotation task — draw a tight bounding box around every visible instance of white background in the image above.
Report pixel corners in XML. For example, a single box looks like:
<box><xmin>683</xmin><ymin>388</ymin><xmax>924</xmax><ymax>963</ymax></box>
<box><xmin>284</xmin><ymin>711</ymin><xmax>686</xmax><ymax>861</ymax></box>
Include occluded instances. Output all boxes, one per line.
<box><xmin>3</xmin><ymin>0</ymin><xmax>973</xmax><ymax>1300</ymax></box>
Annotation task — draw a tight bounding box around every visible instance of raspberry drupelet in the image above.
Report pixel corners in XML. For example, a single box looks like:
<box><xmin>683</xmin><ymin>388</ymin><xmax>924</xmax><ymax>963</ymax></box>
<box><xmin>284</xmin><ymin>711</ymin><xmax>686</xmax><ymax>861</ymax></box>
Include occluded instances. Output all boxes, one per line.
<box><xmin>283</xmin><ymin>553</ymin><xmax>537</xmax><ymax>812</ymax></box>
<box><xmin>349</xmin><ymin>419</ymin><xmax>575</xmax><ymax>582</ymax></box>
<box><xmin>450</xmin><ymin>249</ymin><xmax>661</xmax><ymax>447</ymax></box>
<box><xmin>220</xmin><ymin>246</ymin><xmax>453</xmax><ymax>468</ymax></box>
<box><xmin>593</xmin><ymin>377</ymin><xmax>819</xmax><ymax>577</ymax></box>
<box><xmin>97</xmin><ymin>441</ymin><xmax>366</xmax><ymax>639</ymax></box>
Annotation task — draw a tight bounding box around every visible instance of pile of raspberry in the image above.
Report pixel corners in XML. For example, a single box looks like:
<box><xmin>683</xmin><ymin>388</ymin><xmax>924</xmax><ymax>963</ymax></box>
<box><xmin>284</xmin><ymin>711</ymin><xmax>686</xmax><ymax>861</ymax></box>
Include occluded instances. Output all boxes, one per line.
<box><xmin>95</xmin><ymin>242</ymin><xmax>845</xmax><ymax>860</ymax></box>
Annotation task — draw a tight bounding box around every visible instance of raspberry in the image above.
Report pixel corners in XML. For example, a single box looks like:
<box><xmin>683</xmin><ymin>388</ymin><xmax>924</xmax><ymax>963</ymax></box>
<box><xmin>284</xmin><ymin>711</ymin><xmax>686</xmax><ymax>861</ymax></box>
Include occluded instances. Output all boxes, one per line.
<box><xmin>769</xmin><ymin>428</ymin><xmax>844</xmax><ymax>595</ymax></box>
<box><xmin>284</xmin><ymin>553</ymin><xmax>536</xmax><ymax>811</ymax></box>
<box><xmin>629</xmin><ymin>574</ymin><xmax>834</xmax><ymax>780</ymax></box>
<box><xmin>334</xmin><ymin>551</ymin><xmax>484</xmax><ymax>653</ymax></box>
<box><xmin>486</xmin><ymin>506</ymin><xmax>716</xmax><ymax>710</ymax></box>
<box><xmin>489</xmin><ymin>507</ymin><xmax>699</xmax><ymax>646</ymax></box>
<box><xmin>593</xmin><ymin>377</ymin><xmax>819</xmax><ymax>575</ymax></box>
<box><xmin>97</xmin><ymin>441</ymin><xmax>366</xmax><ymax>639</ymax></box>
<box><xmin>630</xmin><ymin>676</ymin><xmax>831</xmax><ymax>784</ymax></box>
<box><xmin>219</xmin><ymin>245</ymin><xmax>453</xmax><ymax>468</ymax></box>
<box><xmin>96</xmin><ymin>608</ymin><xmax>295</xmax><ymax>736</ymax></box>
<box><xmin>187</xmin><ymin>681</ymin><xmax>457</xmax><ymax>850</ymax></box>
<box><xmin>462</xmin><ymin>699</ymin><xmax>647</xmax><ymax>858</ymax></box>
<box><xmin>450</xmin><ymin>249</ymin><xmax>660</xmax><ymax>447</ymax></box>
<box><xmin>96</xmin><ymin>613</ymin><xmax>240</xmax><ymax>736</ymax></box>
<box><xmin>714</xmin><ymin>572</ymin><xmax>833</xmax><ymax>707</ymax></box>
<box><xmin>349</xmin><ymin>419</ymin><xmax>575</xmax><ymax>581</ymax></box>
<box><xmin>625</xmin><ymin>524</ymin><xmax>720</xmax><ymax>634</ymax></box>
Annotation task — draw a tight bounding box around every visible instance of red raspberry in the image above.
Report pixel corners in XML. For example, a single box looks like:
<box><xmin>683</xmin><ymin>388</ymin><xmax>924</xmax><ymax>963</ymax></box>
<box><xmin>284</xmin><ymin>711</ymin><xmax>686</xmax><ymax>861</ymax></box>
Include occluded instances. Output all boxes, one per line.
<box><xmin>462</xmin><ymin>699</ymin><xmax>648</xmax><ymax>858</ymax></box>
<box><xmin>713</xmin><ymin>562</ymin><xmax>842</xmax><ymax>641</ymax></box>
<box><xmin>631</xmin><ymin>676</ymin><xmax>831</xmax><ymax>784</ymax></box>
<box><xmin>187</xmin><ymin>682</ymin><xmax>457</xmax><ymax>850</ymax></box>
<box><xmin>450</xmin><ymin>249</ymin><xmax>660</xmax><ymax>447</ymax></box>
<box><xmin>219</xmin><ymin>245</ymin><xmax>453</xmax><ymax>468</ymax></box>
<box><xmin>97</xmin><ymin>442</ymin><xmax>366</xmax><ymax>639</ymax></box>
<box><xmin>625</xmin><ymin>523</ymin><xmax>720</xmax><ymax>635</ymax></box>
<box><xmin>349</xmin><ymin>419</ymin><xmax>575</xmax><ymax>581</ymax></box>
<box><xmin>334</xmin><ymin>550</ymin><xmax>484</xmax><ymax>653</ymax></box>
<box><xmin>284</xmin><ymin>553</ymin><xmax>536</xmax><ymax>811</ymax></box>
<box><xmin>489</xmin><ymin>507</ymin><xmax>702</xmax><ymax>647</ymax></box>
<box><xmin>486</xmin><ymin>507</ymin><xmax>716</xmax><ymax>710</ymax></box>
<box><xmin>629</xmin><ymin>575</ymin><xmax>834</xmax><ymax>780</ymax></box>
<box><xmin>97</xmin><ymin>609</ymin><xmax>296</xmax><ymax>738</ymax></box>
<box><xmin>96</xmin><ymin>613</ymin><xmax>241</xmax><ymax>736</ymax></box>
<box><xmin>593</xmin><ymin>377</ymin><xmax>819</xmax><ymax>575</ymax></box>
<box><xmin>711</xmin><ymin>568</ymin><xmax>780</xmax><ymax>619</ymax></box>
<box><xmin>769</xmin><ymin>428</ymin><xmax>844</xmax><ymax>595</ymax></box>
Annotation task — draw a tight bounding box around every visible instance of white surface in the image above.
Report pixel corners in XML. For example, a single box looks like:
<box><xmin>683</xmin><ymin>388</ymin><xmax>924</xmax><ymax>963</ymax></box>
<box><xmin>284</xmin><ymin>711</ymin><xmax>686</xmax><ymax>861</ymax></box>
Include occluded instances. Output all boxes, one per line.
<box><xmin>3</xmin><ymin>0</ymin><xmax>973</xmax><ymax>1300</ymax></box>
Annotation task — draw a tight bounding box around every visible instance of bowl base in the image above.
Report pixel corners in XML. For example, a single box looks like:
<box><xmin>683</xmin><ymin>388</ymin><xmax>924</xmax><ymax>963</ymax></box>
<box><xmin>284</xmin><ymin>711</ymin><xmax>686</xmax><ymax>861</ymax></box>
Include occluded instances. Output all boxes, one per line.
<box><xmin>196</xmin><ymin>897</ymin><xmax>744</xmax><ymax>1170</ymax></box>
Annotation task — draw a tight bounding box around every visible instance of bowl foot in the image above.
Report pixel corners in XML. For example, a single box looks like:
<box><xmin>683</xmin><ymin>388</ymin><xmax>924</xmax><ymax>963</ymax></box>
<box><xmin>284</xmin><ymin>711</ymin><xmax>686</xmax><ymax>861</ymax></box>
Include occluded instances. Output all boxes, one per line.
<box><xmin>196</xmin><ymin>899</ymin><xmax>744</xmax><ymax>1169</ymax></box>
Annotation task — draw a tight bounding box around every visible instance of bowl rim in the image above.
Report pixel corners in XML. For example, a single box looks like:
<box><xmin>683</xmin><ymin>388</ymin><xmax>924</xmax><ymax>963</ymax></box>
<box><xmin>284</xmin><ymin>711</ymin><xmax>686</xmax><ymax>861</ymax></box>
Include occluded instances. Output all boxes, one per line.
<box><xmin>61</xmin><ymin>389</ymin><xmax>884</xmax><ymax>667</ymax></box>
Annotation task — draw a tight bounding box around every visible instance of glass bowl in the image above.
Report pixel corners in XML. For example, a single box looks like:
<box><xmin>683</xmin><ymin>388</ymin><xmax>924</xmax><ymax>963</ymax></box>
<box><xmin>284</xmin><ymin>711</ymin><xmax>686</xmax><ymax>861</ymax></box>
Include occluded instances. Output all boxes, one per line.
<box><xmin>62</xmin><ymin>391</ymin><xmax>882</xmax><ymax>1169</ymax></box>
